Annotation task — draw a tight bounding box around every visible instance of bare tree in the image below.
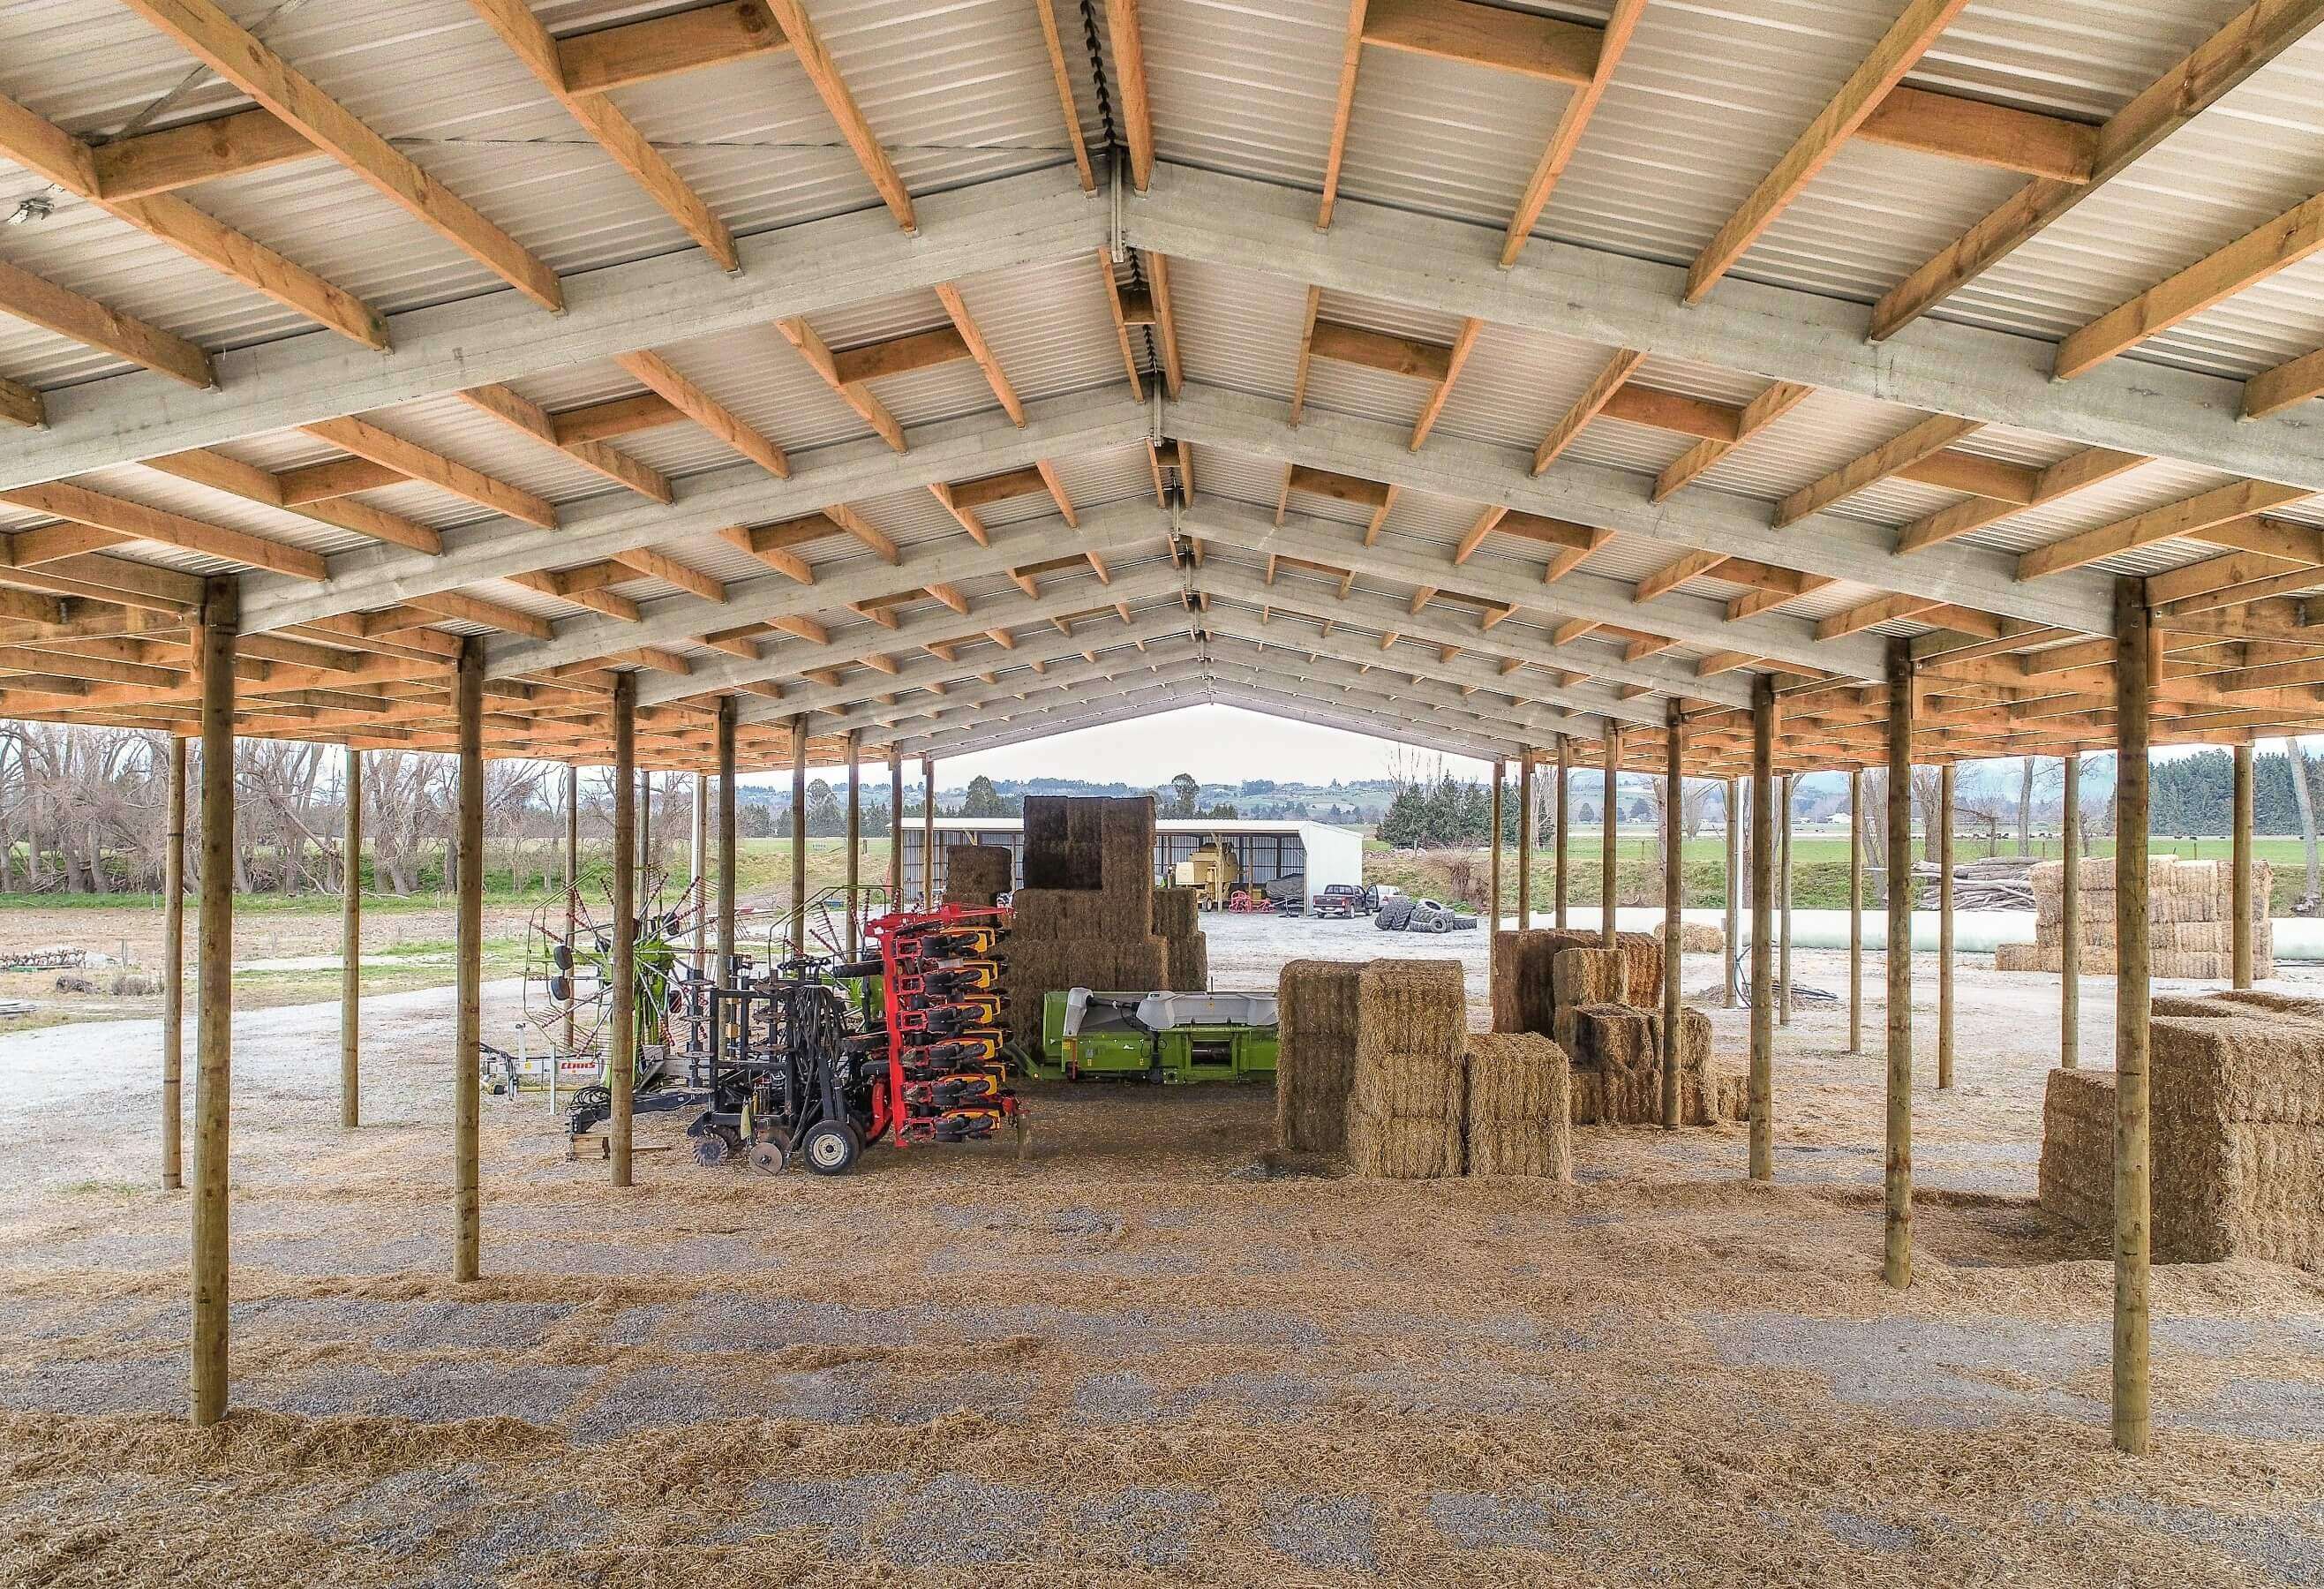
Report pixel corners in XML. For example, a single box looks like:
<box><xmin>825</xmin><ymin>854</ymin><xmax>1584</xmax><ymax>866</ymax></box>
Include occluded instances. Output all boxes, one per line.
<box><xmin>2289</xmin><ymin>736</ymin><xmax>2320</xmax><ymax>912</ymax></box>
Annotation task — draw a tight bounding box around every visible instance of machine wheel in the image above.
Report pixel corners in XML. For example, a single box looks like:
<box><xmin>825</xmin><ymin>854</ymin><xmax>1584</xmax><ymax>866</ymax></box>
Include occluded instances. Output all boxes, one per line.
<box><xmin>748</xmin><ymin>1141</ymin><xmax>788</xmax><ymax>1175</ymax></box>
<box><xmin>692</xmin><ymin>1135</ymin><xmax>729</xmax><ymax>1165</ymax></box>
<box><xmin>801</xmin><ymin>1119</ymin><xmax>860</xmax><ymax>1176</ymax></box>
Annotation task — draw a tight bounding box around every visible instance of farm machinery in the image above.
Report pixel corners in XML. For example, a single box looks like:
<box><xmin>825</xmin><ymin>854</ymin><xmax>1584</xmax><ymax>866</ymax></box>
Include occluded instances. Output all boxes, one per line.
<box><xmin>1030</xmin><ymin>989</ymin><xmax>1279</xmax><ymax>1085</ymax></box>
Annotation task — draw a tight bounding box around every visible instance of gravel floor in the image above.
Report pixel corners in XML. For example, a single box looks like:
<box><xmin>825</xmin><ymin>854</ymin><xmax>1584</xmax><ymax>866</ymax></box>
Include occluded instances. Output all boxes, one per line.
<box><xmin>3</xmin><ymin>926</ymin><xmax>2324</xmax><ymax>1585</ymax></box>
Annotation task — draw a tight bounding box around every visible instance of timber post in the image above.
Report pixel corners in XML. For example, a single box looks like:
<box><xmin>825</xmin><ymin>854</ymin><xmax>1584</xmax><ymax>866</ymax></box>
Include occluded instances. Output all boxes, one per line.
<box><xmin>2232</xmin><ymin>741</ymin><xmax>2254</xmax><ymax>989</ymax></box>
<box><xmin>1662</xmin><ymin>706</ymin><xmax>1682</xmax><ymax>1131</ymax></box>
<box><xmin>162</xmin><ymin>735</ymin><xmax>186</xmax><ymax>1188</ymax></box>
<box><xmin>191</xmin><ymin>577</ymin><xmax>236</xmax><ymax>1427</ymax></box>
<box><xmin>1516</xmin><ymin>750</ymin><xmax>1533</xmax><ymax>927</ymax></box>
<box><xmin>1724</xmin><ymin>775</ymin><xmax>1741</xmax><ymax>1009</ymax></box>
<box><xmin>888</xmin><ymin>748</ymin><xmax>904</xmax><ymax>909</ymax></box>
<box><xmin>340</xmin><ymin>744</ymin><xmax>361</xmax><ymax>1130</ymax></box>
<box><xmin>610</xmin><ymin>673</ymin><xmax>636</xmax><ymax>1191</ymax></box>
<box><xmin>1554</xmin><ymin>735</ymin><xmax>1569</xmax><ymax>929</ymax></box>
<box><xmin>2062</xmin><ymin>754</ymin><xmax>2081</xmax><ymax>1070</ymax></box>
<box><xmin>1778</xmin><ymin>772</ymin><xmax>1793</xmax><ymax>1027</ymax></box>
<box><xmin>453</xmin><ymin>638</ymin><xmax>483</xmax><ymax>1281</ymax></box>
<box><xmin>921</xmin><ymin>756</ymin><xmax>936</xmax><ymax>906</ymax></box>
<box><xmin>2114</xmin><ymin>578</ymin><xmax>2154</xmax><ymax>1456</ymax></box>
<box><xmin>1938</xmin><ymin>761</ymin><xmax>1956</xmax><ymax>1090</ymax></box>
<box><xmin>1847</xmin><ymin>765</ymin><xmax>1862</xmax><ymax>1056</ymax></box>
<box><xmin>1749</xmin><ymin>674</ymin><xmax>1774</xmax><ymax>1182</ymax></box>
<box><xmin>1601</xmin><ymin>727</ymin><xmax>1620</xmax><ymax>946</ymax></box>
<box><xmin>1884</xmin><ymin>638</ymin><xmax>1914</xmax><ymax>1290</ymax></box>
<box><xmin>1488</xmin><ymin>758</ymin><xmax>1503</xmax><ymax>935</ymax></box>
<box><xmin>791</xmin><ymin>713</ymin><xmax>809</xmax><ymax>962</ymax></box>
<box><xmin>690</xmin><ymin>771</ymin><xmax>707</xmax><ymax>976</ymax></box>
<box><xmin>716</xmin><ymin>698</ymin><xmax>736</xmax><ymax>978</ymax></box>
<box><xmin>846</xmin><ymin>730</ymin><xmax>862</xmax><ymax>954</ymax></box>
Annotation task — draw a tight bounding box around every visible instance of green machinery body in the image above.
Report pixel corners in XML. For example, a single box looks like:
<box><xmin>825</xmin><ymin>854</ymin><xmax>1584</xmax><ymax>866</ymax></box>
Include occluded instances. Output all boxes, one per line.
<box><xmin>1031</xmin><ymin>989</ymin><xmax>1279</xmax><ymax>1083</ymax></box>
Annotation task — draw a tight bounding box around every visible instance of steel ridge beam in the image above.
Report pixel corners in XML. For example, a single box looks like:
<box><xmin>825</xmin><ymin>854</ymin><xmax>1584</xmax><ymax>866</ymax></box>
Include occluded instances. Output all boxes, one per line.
<box><xmin>1198</xmin><ymin>633</ymin><xmax>1591</xmax><ymax>739</ymax></box>
<box><xmin>891</xmin><ymin>682</ymin><xmax>1215</xmax><ymax>757</ymax></box>
<box><xmin>0</xmin><ymin>164</ymin><xmax>1106</xmax><ymax>493</ymax></box>
<box><xmin>1198</xmin><ymin>652</ymin><xmax>1569</xmax><ymax>746</ymax></box>
<box><xmin>1201</xmin><ymin>678</ymin><xmax>1527</xmax><ymax>761</ymax></box>
<box><xmin>243</xmin><ymin>389</ymin><xmax>1154</xmax><ymax>636</ymax></box>
<box><xmin>1179</xmin><ymin>488</ymin><xmax>1874</xmax><ymax>681</ymax></box>
<box><xmin>1169</xmin><ymin>385</ymin><xmax>2110</xmax><ymax>644</ymax></box>
<box><xmin>856</xmin><ymin>651</ymin><xmax>1213</xmax><ymax>734</ymax></box>
<box><xmin>1125</xmin><ymin>162</ymin><xmax>2324</xmax><ymax>495</ymax></box>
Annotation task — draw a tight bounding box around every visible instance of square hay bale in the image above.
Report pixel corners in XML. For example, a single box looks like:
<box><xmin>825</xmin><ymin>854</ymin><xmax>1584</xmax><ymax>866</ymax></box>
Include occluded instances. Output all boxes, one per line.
<box><xmin>1356</xmin><ymin>960</ymin><xmax>1466</xmax><ymax>1066</ymax></box>
<box><xmin>1022</xmin><ymin>796</ymin><xmax>1102</xmax><ymax>891</ymax></box>
<box><xmin>1010</xmin><ymin>888</ymin><xmax>1100</xmax><ymax>941</ymax></box>
<box><xmin>1616</xmin><ymin>932</ymin><xmax>1665</xmax><ymax>1005</ymax></box>
<box><xmin>1994</xmin><ymin>942</ymin><xmax>2046</xmax><ymax>973</ymax></box>
<box><xmin>1552</xmin><ymin>947</ymin><xmax>1626</xmax><ymax>1012</ymax></box>
<box><xmin>1490</xmin><ymin>929</ymin><xmax>1603</xmax><ymax>1035</ymax></box>
<box><xmin>943</xmin><ymin>844</ymin><xmax>1015</xmax><ymax>907</ymax></box>
<box><xmin>1570</xmin><ymin>1067</ymin><xmax>1605</xmax><ymax>1126</ymax></box>
<box><xmin>1464</xmin><ymin>1033</ymin><xmax>1572</xmax><ymax>1179</ymax></box>
<box><xmin>1165</xmin><ymin>930</ymin><xmax>1208</xmax><ymax>992</ymax></box>
<box><xmin>1112</xmin><ymin>934</ymin><xmax>1170</xmax><ymax>993</ymax></box>
<box><xmin>1346</xmin><ymin>1103</ymin><xmax>1465</xmax><ymax>1179</ymax></box>
<box><xmin>1276</xmin><ymin>960</ymin><xmax>1364</xmax><ymax>1155</ymax></box>
<box><xmin>1654</xmin><ymin>919</ymin><xmax>1726</xmax><ymax>953</ymax></box>
<box><xmin>1102</xmin><ymin>796</ymin><xmax>1157</xmax><ymax>901</ymax></box>
<box><xmin>1151</xmin><ymin>886</ymin><xmax>1200</xmax><ymax>940</ymax></box>
<box><xmin>1558</xmin><ymin>1005</ymin><xmax>1716</xmax><ymax>1126</ymax></box>
<box><xmin>2038</xmin><ymin>1010</ymin><xmax>2324</xmax><ymax>1269</ymax></box>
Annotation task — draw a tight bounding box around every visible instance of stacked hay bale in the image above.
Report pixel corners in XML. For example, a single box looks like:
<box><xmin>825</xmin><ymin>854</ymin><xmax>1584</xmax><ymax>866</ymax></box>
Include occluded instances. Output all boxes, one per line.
<box><xmin>1150</xmin><ymin>885</ymin><xmax>1209</xmax><ymax>991</ymax></box>
<box><xmin>1654</xmin><ymin>919</ymin><xmax>1726</xmax><ymax>953</ymax></box>
<box><xmin>2038</xmin><ymin>990</ymin><xmax>2324</xmax><ymax>1268</ymax></box>
<box><xmin>942</xmin><ymin>844</ymin><xmax>1014</xmax><ymax>907</ymax></box>
<box><xmin>1002</xmin><ymin>796</ymin><xmax>1169</xmax><ymax>1050</ymax></box>
<box><xmin>1492</xmin><ymin>930</ymin><xmax>1741</xmax><ymax>1126</ymax></box>
<box><xmin>1276</xmin><ymin>960</ymin><xmax>1361</xmax><ymax>1154</ymax></box>
<box><xmin>1464</xmin><ymin>1033</ymin><xmax>1572</xmax><ymax>1179</ymax></box>
<box><xmin>1997</xmin><ymin>857</ymin><xmax>2272</xmax><ymax>979</ymax></box>
<box><xmin>1346</xmin><ymin>960</ymin><xmax>1468</xmax><ymax>1178</ymax></box>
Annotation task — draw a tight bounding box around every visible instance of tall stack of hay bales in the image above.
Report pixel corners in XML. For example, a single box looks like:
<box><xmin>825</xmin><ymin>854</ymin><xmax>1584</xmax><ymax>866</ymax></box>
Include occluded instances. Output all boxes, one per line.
<box><xmin>1276</xmin><ymin>960</ymin><xmax>1361</xmax><ymax>1154</ymax></box>
<box><xmin>2038</xmin><ymin>990</ymin><xmax>2324</xmax><ymax>1268</ymax></box>
<box><xmin>1997</xmin><ymin>857</ymin><xmax>2272</xmax><ymax>980</ymax></box>
<box><xmin>1346</xmin><ymin>960</ymin><xmax>1468</xmax><ymax>1179</ymax></box>
<box><xmin>943</xmin><ymin>844</ymin><xmax>1014</xmax><ymax>907</ymax></box>
<box><xmin>1492</xmin><ymin>929</ymin><xmax>1741</xmax><ymax>1126</ymax></box>
<box><xmin>1464</xmin><ymin>1033</ymin><xmax>1572</xmax><ymax>1179</ymax></box>
<box><xmin>1150</xmin><ymin>885</ymin><xmax>1209</xmax><ymax>991</ymax></box>
<box><xmin>1002</xmin><ymin>796</ymin><xmax>1170</xmax><ymax>1049</ymax></box>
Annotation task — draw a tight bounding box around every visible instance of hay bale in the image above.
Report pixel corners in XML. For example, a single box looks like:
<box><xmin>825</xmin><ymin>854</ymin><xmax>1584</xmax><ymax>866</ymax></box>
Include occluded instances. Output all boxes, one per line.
<box><xmin>1010</xmin><ymin>888</ymin><xmax>1098</xmax><ymax>940</ymax></box>
<box><xmin>2039</xmin><ymin>1010</ymin><xmax>2324</xmax><ymax>1269</ymax></box>
<box><xmin>1490</xmin><ymin>929</ymin><xmax>1603</xmax><ymax>1035</ymax></box>
<box><xmin>1559</xmin><ymin>1004</ymin><xmax>1717</xmax><ymax>1126</ymax></box>
<box><xmin>1022</xmin><ymin>795</ymin><xmax>1102</xmax><ymax>891</ymax></box>
<box><xmin>1276</xmin><ymin>960</ymin><xmax>1363</xmax><ymax>1155</ymax></box>
<box><xmin>1347</xmin><ymin>960</ymin><xmax>1467</xmax><ymax>1179</ymax></box>
<box><xmin>1151</xmin><ymin>885</ymin><xmax>1200</xmax><ymax>940</ymax></box>
<box><xmin>1464</xmin><ymin>1033</ymin><xmax>1572</xmax><ymax>1179</ymax></box>
<box><xmin>1654</xmin><ymin>919</ymin><xmax>1725</xmax><ymax>953</ymax></box>
<box><xmin>1616</xmin><ymin>931</ymin><xmax>1664</xmax><ymax>1005</ymax></box>
<box><xmin>1552</xmin><ymin>947</ymin><xmax>1625</xmax><ymax>1012</ymax></box>
<box><xmin>1164</xmin><ymin>930</ymin><xmax>1208</xmax><ymax>992</ymax></box>
<box><xmin>1102</xmin><ymin>795</ymin><xmax>1156</xmax><ymax>904</ymax></box>
<box><xmin>943</xmin><ymin>844</ymin><xmax>1014</xmax><ymax>907</ymax></box>
<box><xmin>1994</xmin><ymin>942</ymin><xmax>2045</xmax><ymax>973</ymax></box>
<box><xmin>1112</xmin><ymin>934</ymin><xmax>1169</xmax><ymax>993</ymax></box>
<box><xmin>1346</xmin><ymin>1103</ymin><xmax>1465</xmax><ymax>1179</ymax></box>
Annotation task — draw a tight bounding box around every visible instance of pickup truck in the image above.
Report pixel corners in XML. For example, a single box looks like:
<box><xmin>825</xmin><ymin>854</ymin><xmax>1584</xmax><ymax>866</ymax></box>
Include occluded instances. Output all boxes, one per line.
<box><xmin>1311</xmin><ymin>883</ymin><xmax>1365</xmax><ymax>919</ymax></box>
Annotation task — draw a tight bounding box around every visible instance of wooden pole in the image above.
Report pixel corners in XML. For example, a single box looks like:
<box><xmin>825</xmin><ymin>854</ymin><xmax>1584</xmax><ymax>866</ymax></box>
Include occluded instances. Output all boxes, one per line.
<box><xmin>562</xmin><ymin>764</ymin><xmax>578</xmax><ymax>1055</ymax></box>
<box><xmin>161</xmin><ymin>734</ymin><xmax>185</xmax><ymax>1189</ymax></box>
<box><xmin>1601</xmin><ymin>728</ymin><xmax>1620</xmax><ymax>945</ymax></box>
<box><xmin>190</xmin><ymin>578</ymin><xmax>235</xmax><ymax>1427</ymax></box>
<box><xmin>690</xmin><ymin>771</ymin><xmax>707</xmax><ymax>975</ymax></box>
<box><xmin>340</xmin><ymin>744</ymin><xmax>361</xmax><ymax>1129</ymax></box>
<box><xmin>1488</xmin><ymin>759</ymin><xmax>1504</xmax><ymax>936</ymax></box>
<box><xmin>2061</xmin><ymin>754</ymin><xmax>2081</xmax><ymax>1070</ymax></box>
<box><xmin>1515</xmin><ymin>750</ymin><xmax>1533</xmax><ymax>927</ymax></box>
<box><xmin>1847</xmin><ymin>765</ymin><xmax>1863</xmax><ymax>1055</ymax></box>
<box><xmin>1554</xmin><ymin>735</ymin><xmax>1570</xmax><ymax>929</ymax></box>
<box><xmin>845</xmin><ymin>731</ymin><xmax>862</xmax><ymax>954</ymax></box>
<box><xmin>453</xmin><ymin>638</ymin><xmax>483</xmax><ymax>1280</ymax></box>
<box><xmin>1724</xmin><ymin>775</ymin><xmax>1741</xmax><ymax>1009</ymax></box>
<box><xmin>1778</xmin><ymin>772</ymin><xmax>1794</xmax><ymax>1027</ymax></box>
<box><xmin>610</xmin><ymin>673</ymin><xmax>636</xmax><ymax>1190</ymax></box>
<box><xmin>2232</xmin><ymin>741</ymin><xmax>2254</xmax><ymax>989</ymax></box>
<box><xmin>1937</xmin><ymin>760</ymin><xmax>1956</xmax><ymax>1090</ymax></box>
<box><xmin>1884</xmin><ymin>637</ymin><xmax>1915</xmax><ymax>1290</ymax></box>
<box><xmin>920</xmin><ymin>755</ymin><xmax>936</xmax><ymax>906</ymax></box>
<box><xmin>1749</xmin><ymin>675</ymin><xmax>1774</xmax><ymax>1182</ymax></box>
<box><xmin>790</xmin><ymin>713</ymin><xmax>809</xmax><ymax>962</ymax></box>
<box><xmin>2114</xmin><ymin>577</ymin><xmax>2154</xmax><ymax>1456</ymax></box>
<box><xmin>637</xmin><ymin>766</ymin><xmax>651</xmax><ymax>885</ymax></box>
<box><xmin>715</xmin><ymin>697</ymin><xmax>736</xmax><ymax>978</ymax></box>
<box><xmin>887</xmin><ymin>747</ymin><xmax>904</xmax><ymax>912</ymax></box>
<box><xmin>1662</xmin><ymin>708</ymin><xmax>1682</xmax><ymax>1131</ymax></box>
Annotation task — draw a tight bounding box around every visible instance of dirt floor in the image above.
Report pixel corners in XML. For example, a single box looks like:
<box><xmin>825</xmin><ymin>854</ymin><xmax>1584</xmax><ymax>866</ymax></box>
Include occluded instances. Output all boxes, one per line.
<box><xmin>2</xmin><ymin>913</ymin><xmax>2322</xmax><ymax>1586</ymax></box>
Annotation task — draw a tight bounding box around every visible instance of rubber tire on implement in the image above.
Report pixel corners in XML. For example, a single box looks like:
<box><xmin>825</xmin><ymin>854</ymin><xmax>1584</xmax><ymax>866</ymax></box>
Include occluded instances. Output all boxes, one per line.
<box><xmin>801</xmin><ymin>1119</ymin><xmax>860</xmax><ymax>1176</ymax></box>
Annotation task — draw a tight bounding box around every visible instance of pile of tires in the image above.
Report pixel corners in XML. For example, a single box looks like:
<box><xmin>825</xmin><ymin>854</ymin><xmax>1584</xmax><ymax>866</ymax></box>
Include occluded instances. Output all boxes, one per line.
<box><xmin>1374</xmin><ymin>895</ymin><xmax>1418</xmax><ymax>930</ymax></box>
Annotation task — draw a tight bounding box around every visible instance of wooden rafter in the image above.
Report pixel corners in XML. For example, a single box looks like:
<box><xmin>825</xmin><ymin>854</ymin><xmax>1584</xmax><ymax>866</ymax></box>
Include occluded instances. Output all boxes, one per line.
<box><xmin>1870</xmin><ymin>0</ymin><xmax>2324</xmax><ymax>339</ymax></box>
<box><xmin>1102</xmin><ymin>0</ymin><xmax>1156</xmax><ymax>192</ymax></box>
<box><xmin>0</xmin><ymin>259</ymin><xmax>212</xmax><ymax>389</ymax></box>
<box><xmin>141</xmin><ymin>448</ymin><xmax>443</xmax><ymax>554</ymax></box>
<box><xmin>456</xmin><ymin>384</ymin><xmax>672</xmax><ymax>503</ymax></box>
<box><xmin>2016</xmin><ymin>480</ymin><xmax>2313</xmax><ymax>582</ymax></box>
<box><xmin>1652</xmin><ymin>380</ymin><xmax>1812</xmax><ymax>502</ymax></box>
<box><xmin>1145</xmin><ymin>252</ymin><xmax>1185</xmax><ymax>399</ymax></box>
<box><xmin>120</xmin><ymin>0</ymin><xmax>563</xmax><ymax>311</ymax></box>
<box><xmin>1408</xmin><ymin>318</ymin><xmax>1480</xmax><ymax>449</ymax></box>
<box><xmin>1316</xmin><ymin>0</ymin><xmax>1372</xmax><ymax>228</ymax></box>
<box><xmin>759</xmin><ymin>0</ymin><xmax>915</xmax><ymax>229</ymax></box>
<box><xmin>1893</xmin><ymin>446</ymin><xmax>2147</xmax><ymax>554</ymax></box>
<box><xmin>1533</xmin><ymin>349</ymin><xmax>1642</xmax><ymax>474</ymax></box>
<box><xmin>299</xmin><ymin>416</ymin><xmax>560</xmax><ymax>528</ymax></box>
<box><xmin>1852</xmin><ymin>86</ymin><xmax>2098</xmax><ymax>183</ymax></box>
<box><xmin>1095</xmin><ymin>251</ymin><xmax>1147</xmax><ymax>402</ymax></box>
<box><xmin>1499</xmin><ymin>0</ymin><xmax>1644</xmax><ymax>267</ymax></box>
<box><xmin>615</xmin><ymin>349</ymin><xmax>793</xmax><ymax>476</ymax></box>
<box><xmin>779</xmin><ymin>319</ymin><xmax>906</xmax><ymax>452</ymax></box>
<box><xmin>1030</xmin><ymin>0</ymin><xmax>1096</xmax><ymax>192</ymax></box>
<box><xmin>556</xmin><ymin>2</ymin><xmax>791</xmax><ymax>95</ymax></box>
<box><xmin>1773</xmin><ymin>413</ymin><xmax>1982</xmax><ymax>527</ymax></box>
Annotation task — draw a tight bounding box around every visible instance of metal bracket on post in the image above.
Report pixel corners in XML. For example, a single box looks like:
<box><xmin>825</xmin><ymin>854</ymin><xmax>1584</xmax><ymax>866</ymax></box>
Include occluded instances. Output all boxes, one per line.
<box><xmin>1109</xmin><ymin>154</ymin><xmax>1127</xmax><ymax>263</ymax></box>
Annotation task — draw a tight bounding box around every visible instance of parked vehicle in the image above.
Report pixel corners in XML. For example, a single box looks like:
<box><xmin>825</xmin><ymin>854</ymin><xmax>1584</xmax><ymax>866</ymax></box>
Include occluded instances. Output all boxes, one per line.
<box><xmin>1361</xmin><ymin>884</ymin><xmax>1399</xmax><ymax>915</ymax></box>
<box><xmin>1312</xmin><ymin>883</ymin><xmax>1365</xmax><ymax>918</ymax></box>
